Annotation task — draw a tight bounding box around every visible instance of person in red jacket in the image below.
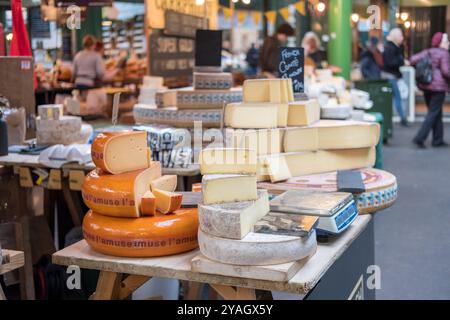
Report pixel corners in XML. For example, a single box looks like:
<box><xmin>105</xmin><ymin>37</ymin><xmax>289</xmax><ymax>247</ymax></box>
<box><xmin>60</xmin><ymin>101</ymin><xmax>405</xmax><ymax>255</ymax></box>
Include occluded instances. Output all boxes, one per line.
<box><xmin>411</xmin><ymin>32</ymin><xmax>450</xmax><ymax>148</ymax></box>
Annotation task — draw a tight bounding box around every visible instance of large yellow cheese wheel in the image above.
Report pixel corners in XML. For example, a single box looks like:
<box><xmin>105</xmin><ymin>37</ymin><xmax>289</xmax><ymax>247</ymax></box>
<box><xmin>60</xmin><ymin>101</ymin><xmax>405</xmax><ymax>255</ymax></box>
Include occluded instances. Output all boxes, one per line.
<box><xmin>81</xmin><ymin>162</ymin><xmax>162</xmax><ymax>218</ymax></box>
<box><xmin>83</xmin><ymin>209</ymin><xmax>199</xmax><ymax>257</ymax></box>
<box><xmin>91</xmin><ymin>131</ymin><xmax>151</xmax><ymax>175</ymax></box>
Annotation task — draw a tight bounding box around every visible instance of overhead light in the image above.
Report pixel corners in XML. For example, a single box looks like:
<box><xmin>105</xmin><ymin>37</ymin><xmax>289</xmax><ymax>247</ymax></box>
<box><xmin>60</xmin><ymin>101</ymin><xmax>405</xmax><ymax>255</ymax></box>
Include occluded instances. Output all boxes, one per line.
<box><xmin>242</xmin><ymin>0</ymin><xmax>251</xmax><ymax>4</ymax></box>
<box><xmin>395</xmin><ymin>12</ymin><xmax>400</xmax><ymax>18</ymax></box>
<box><xmin>351</xmin><ymin>13</ymin><xmax>360</xmax><ymax>23</ymax></box>
<box><xmin>102</xmin><ymin>20</ymin><xmax>112</xmax><ymax>27</ymax></box>
<box><xmin>404</xmin><ymin>20</ymin><xmax>411</xmax><ymax>29</ymax></box>
<box><xmin>6</xmin><ymin>33</ymin><xmax>13</xmax><ymax>41</ymax></box>
<box><xmin>195</xmin><ymin>0</ymin><xmax>205</xmax><ymax>5</ymax></box>
<box><xmin>400</xmin><ymin>12</ymin><xmax>409</xmax><ymax>21</ymax></box>
<box><xmin>316</xmin><ymin>2</ymin><xmax>326</xmax><ymax>13</ymax></box>
<box><xmin>232</xmin><ymin>0</ymin><xmax>239</xmax><ymax>3</ymax></box>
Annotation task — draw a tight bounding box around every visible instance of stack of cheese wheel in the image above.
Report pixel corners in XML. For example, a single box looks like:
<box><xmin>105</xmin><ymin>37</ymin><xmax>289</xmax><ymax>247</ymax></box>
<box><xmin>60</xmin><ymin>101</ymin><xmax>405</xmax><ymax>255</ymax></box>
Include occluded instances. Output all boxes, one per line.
<box><xmin>224</xmin><ymin>79</ymin><xmax>380</xmax><ymax>183</ymax></box>
<box><xmin>81</xmin><ymin>131</ymin><xmax>198</xmax><ymax>257</ymax></box>
<box><xmin>197</xmin><ymin>148</ymin><xmax>317</xmax><ymax>266</ymax></box>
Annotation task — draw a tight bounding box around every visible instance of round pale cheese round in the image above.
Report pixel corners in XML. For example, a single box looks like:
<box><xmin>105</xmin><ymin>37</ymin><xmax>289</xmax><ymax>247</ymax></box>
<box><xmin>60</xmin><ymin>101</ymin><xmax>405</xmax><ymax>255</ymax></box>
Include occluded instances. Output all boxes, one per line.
<box><xmin>83</xmin><ymin>209</ymin><xmax>199</xmax><ymax>257</ymax></box>
<box><xmin>81</xmin><ymin>163</ymin><xmax>161</xmax><ymax>218</ymax></box>
<box><xmin>198</xmin><ymin>229</ymin><xmax>317</xmax><ymax>266</ymax></box>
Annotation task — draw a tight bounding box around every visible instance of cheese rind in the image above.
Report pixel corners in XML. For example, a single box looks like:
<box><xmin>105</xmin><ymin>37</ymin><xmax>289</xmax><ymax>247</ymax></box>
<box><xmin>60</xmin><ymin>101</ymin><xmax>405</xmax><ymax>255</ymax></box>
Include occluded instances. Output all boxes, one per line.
<box><xmin>193</xmin><ymin>72</ymin><xmax>233</xmax><ymax>90</ymax></box>
<box><xmin>225</xmin><ymin>103</ymin><xmax>278</xmax><ymax>129</ymax></box>
<box><xmin>156</xmin><ymin>89</ymin><xmax>242</xmax><ymax>109</ymax></box>
<box><xmin>198</xmin><ymin>229</ymin><xmax>317</xmax><ymax>266</ymax></box>
<box><xmin>141</xmin><ymin>191</ymin><xmax>156</xmax><ymax>216</ymax></box>
<box><xmin>201</xmin><ymin>174</ymin><xmax>258</xmax><ymax>205</ymax></box>
<box><xmin>199</xmin><ymin>190</ymin><xmax>269</xmax><ymax>239</ymax></box>
<box><xmin>150</xmin><ymin>175</ymin><xmax>177</xmax><ymax>192</ymax></box>
<box><xmin>91</xmin><ymin>131</ymin><xmax>151</xmax><ymax>175</ymax></box>
<box><xmin>225</xmin><ymin>128</ymin><xmax>284</xmax><ymax>155</ymax></box>
<box><xmin>81</xmin><ymin>162</ymin><xmax>162</xmax><ymax>218</ymax></box>
<box><xmin>260</xmin><ymin>148</ymin><xmax>376</xmax><ymax>182</ymax></box>
<box><xmin>38</xmin><ymin>104</ymin><xmax>64</xmax><ymax>120</ymax></box>
<box><xmin>243</xmin><ymin>79</ymin><xmax>293</xmax><ymax>103</ymax></box>
<box><xmin>284</xmin><ymin>120</ymin><xmax>380</xmax><ymax>152</ymax></box>
<box><xmin>36</xmin><ymin>116</ymin><xmax>82</xmax><ymax>145</ymax></box>
<box><xmin>287</xmin><ymin>100</ymin><xmax>321</xmax><ymax>126</ymax></box>
<box><xmin>153</xmin><ymin>189</ymin><xmax>183</xmax><ymax>214</ymax></box>
<box><xmin>199</xmin><ymin>148</ymin><xmax>257</xmax><ymax>174</ymax></box>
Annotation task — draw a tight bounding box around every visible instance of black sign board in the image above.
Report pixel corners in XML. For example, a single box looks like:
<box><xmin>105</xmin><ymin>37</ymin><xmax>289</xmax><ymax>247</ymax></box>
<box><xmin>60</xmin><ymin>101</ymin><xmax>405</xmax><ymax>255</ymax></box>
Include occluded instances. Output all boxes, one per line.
<box><xmin>278</xmin><ymin>47</ymin><xmax>304</xmax><ymax>93</ymax></box>
<box><xmin>149</xmin><ymin>29</ymin><xmax>195</xmax><ymax>77</ymax></box>
<box><xmin>55</xmin><ymin>0</ymin><xmax>112</xmax><ymax>7</ymax></box>
<box><xmin>29</xmin><ymin>7</ymin><xmax>50</xmax><ymax>38</ymax></box>
<box><xmin>164</xmin><ymin>10</ymin><xmax>205</xmax><ymax>39</ymax></box>
<box><xmin>195</xmin><ymin>29</ymin><xmax>222</xmax><ymax>67</ymax></box>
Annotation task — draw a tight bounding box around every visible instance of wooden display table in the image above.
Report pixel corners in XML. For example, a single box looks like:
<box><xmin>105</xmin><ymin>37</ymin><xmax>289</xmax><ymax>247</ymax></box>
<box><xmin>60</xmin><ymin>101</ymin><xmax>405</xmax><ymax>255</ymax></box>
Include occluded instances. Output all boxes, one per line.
<box><xmin>52</xmin><ymin>215</ymin><xmax>371</xmax><ymax>300</ymax></box>
<box><xmin>0</xmin><ymin>250</ymin><xmax>25</xmax><ymax>300</ymax></box>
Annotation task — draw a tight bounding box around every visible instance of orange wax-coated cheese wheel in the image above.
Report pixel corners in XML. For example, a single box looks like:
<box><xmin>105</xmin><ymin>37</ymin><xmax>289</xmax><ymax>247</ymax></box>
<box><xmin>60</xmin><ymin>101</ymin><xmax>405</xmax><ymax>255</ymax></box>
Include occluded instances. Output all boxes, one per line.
<box><xmin>82</xmin><ymin>209</ymin><xmax>199</xmax><ymax>257</ymax></box>
<box><xmin>81</xmin><ymin>162</ymin><xmax>162</xmax><ymax>218</ymax></box>
<box><xmin>153</xmin><ymin>189</ymin><xmax>183</xmax><ymax>214</ymax></box>
<box><xmin>91</xmin><ymin>131</ymin><xmax>151</xmax><ymax>174</ymax></box>
<box><xmin>141</xmin><ymin>191</ymin><xmax>156</xmax><ymax>216</ymax></box>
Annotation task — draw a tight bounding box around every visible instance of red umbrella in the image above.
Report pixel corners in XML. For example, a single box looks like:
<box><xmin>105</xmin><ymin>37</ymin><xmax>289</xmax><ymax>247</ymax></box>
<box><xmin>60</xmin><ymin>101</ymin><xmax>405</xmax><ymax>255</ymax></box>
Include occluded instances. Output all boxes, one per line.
<box><xmin>0</xmin><ymin>23</ymin><xmax>4</xmax><ymax>56</ymax></box>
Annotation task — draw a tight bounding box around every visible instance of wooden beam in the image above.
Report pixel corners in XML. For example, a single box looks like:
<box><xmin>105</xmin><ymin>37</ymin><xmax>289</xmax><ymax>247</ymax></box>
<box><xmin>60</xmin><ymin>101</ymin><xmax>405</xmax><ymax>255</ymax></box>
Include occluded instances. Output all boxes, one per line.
<box><xmin>92</xmin><ymin>271</ymin><xmax>123</xmax><ymax>300</ymax></box>
<box><xmin>118</xmin><ymin>275</ymin><xmax>151</xmax><ymax>300</ymax></box>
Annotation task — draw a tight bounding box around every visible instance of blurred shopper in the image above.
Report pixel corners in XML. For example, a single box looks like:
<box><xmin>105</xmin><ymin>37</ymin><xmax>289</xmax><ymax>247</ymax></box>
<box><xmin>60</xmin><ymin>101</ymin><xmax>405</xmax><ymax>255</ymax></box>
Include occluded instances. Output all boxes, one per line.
<box><xmin>94</xmin><ymin>40</ymin><xmax>105</xmax><ymax>57</ymax></box>
<box><xmin>411</xmin><ymin>32</ymin><xmax>450</xmax><ymax>148</ymax></box>
<box><xmin>245</xmin><ymin>43</ymin><xmax>259</xmax><ymax>76</ymax></box>
<box><xmin>72</xmin><ymin>35</ymin><xmax>105</xmax><ymax>90</ymax></box>
<box><xmin>382</xmin><ymin>28</ymin><xmax>409</xmax><ymax>126</ymax></box>
<box><xmin>259</xmin><ymin>23</ymin><xmax>295</xmax><ymax>77</ymax></box>
<box><xmin>301</xmin><ymin>31</ymin><xmax>327</xmax><ymax>68</ymax></box>
<box><xmin>360</xmin><ymin>37</ymin><xmax>384</xmax><ymax>80</ymax></box>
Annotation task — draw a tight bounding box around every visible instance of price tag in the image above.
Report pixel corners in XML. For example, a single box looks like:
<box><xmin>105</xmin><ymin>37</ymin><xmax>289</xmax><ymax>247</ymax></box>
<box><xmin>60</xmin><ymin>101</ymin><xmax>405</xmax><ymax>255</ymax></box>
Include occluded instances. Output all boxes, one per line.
<box><xmin>112</xmin><ymin>92</ymin><xmax>121</xmax><ymax>127</ymax></box>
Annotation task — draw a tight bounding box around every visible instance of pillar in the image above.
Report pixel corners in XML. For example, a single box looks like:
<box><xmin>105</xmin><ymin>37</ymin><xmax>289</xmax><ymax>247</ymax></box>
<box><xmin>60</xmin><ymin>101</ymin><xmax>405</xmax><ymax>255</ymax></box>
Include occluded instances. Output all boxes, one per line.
<box><xmin>328</xmin><ymin>0</ymin><xmax>351</xmax><ymax>80</ymax></box>
<box><xmin>75</xmin><ymin>7</ymin><xmax>102</xmax><ymax>52</ymax></box>
<box><xmin>388</xmin><ymin>0</ymin><xmax>399</xmax><ymax>28</ymax></box>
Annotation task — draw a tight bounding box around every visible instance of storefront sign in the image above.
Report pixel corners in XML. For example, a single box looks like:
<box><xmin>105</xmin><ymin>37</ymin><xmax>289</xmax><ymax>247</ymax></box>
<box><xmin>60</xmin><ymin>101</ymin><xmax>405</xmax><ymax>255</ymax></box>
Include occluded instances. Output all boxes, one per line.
<box><xmin>164</xmin><ymin>10</ymin><xmax>206</xmax><ymax>38</ymax></box>
<box><xmin>279</xmin><ymin>47</ymin><xmax>304</xmax><ymax>93</ymax></box>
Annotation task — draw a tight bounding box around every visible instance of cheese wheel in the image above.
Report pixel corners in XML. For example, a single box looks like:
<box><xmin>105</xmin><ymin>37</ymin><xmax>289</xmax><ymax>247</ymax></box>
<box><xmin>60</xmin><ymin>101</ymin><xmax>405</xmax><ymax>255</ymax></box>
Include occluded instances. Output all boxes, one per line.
<box><xmin>81</xmin><ymin>162</ymin><xmax>162</xmax><ymax>218</ymax></box>
<box><xmin>91</xmin><ymin>131</ymin><xmax>151</xmax><ymax>174</ymax></box>
<box><xmin>83</xmin><ymin>209</ymin><xmax>199</xmax><ymax>257</ymax></box>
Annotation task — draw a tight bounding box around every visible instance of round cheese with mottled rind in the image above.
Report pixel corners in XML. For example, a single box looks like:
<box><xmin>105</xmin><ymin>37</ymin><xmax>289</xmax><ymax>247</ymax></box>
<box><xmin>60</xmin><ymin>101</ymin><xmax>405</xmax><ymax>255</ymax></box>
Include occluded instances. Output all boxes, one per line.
<box><xmin>198</xmin><ymin>229</ymin><xmax>317</xmax><ymax>266</ymax></box>
<box><xmin>81</xmin><ymin>162</ymin><xmax>161</xmax><ymax>218</ymax></box>
<box><xmin>83</xmin><ymin>209</ymin><xmax>198</xmax><ymax>257</ymax></box>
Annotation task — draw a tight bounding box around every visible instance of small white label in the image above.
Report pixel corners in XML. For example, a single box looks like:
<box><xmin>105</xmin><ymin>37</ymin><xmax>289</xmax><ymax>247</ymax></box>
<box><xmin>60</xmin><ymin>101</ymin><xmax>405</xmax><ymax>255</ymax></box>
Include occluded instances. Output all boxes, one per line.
<box><xmin>21</xmin><ymin>60</ymin><xmax>31</xmax><ymax>70</ymax></box>
<box><xmin>348</xmin><ymin>275</ymin><xmax>364</xmax><ymax>300</ymax></box>
<box><xmin>112</xmin><ymin>92</ymin><xmax>121</xmax><ymax>126</ymax></box>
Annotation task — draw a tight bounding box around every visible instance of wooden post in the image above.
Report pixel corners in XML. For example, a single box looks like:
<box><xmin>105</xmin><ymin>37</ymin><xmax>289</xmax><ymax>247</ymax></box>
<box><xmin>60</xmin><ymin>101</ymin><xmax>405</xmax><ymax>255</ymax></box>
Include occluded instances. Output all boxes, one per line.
<box><xmin>92</xmin><ymin>271</ymin><xmax>123</xmax><ymax>300</ymax></box>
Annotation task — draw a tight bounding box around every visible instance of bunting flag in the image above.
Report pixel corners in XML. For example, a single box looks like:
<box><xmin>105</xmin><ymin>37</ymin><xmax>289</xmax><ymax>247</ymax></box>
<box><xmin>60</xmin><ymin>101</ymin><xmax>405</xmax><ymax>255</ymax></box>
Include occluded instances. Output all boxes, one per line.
<box><xmin>237</xmin><ymin>10</ymin><xmax>247</xmax><ymax>24</ymax></box>
<box><xmin>294</xmin><ymin>0</ymin><xmax>306</xmax><ymax>16</ymax></box>
<box><xmin>279</xmin><ymin>6</ymin><xmax>290</xmax><ymax>22</ymax></box>
<box><xmin>264</xmin><ymin>10</ymin><xmax>277</xmax><ymax>25</ymax></box>
<box><xmin>222</xmin><ymin>6</ymin><xmax>232</xmax><ymax>20</ymax></box>
<box><xmin>251</xmin><ymin>11</ymin><xmax>262</xmax><ymax>25</ymax></box>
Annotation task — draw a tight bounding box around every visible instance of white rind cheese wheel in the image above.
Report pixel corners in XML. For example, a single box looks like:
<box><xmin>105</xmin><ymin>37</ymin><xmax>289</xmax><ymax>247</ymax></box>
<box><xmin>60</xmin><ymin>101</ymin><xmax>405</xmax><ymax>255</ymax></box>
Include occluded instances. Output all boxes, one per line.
<box><xmin>198</xmin><ymin>229</ymin><xmax>317</xmax><ymax>266</ymax></box>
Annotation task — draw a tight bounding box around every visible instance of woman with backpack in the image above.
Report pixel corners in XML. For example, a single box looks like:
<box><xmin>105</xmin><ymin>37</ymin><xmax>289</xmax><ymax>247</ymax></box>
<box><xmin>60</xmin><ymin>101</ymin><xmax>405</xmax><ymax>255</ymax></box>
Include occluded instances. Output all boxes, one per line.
<box><xmin>411</xmin><ymin>32</ymin><xmax>450</xmax><ymax>148</ymax></box>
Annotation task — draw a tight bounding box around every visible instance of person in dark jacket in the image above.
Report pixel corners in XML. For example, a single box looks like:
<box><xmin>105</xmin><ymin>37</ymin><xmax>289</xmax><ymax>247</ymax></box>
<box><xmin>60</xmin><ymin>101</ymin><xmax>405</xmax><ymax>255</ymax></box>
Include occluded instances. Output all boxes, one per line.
<box><xmin>301</xmin><ymin>31</ymin><xmax>327</xmax><ymax>68</ymax></box>
<box><xmin>411</xmin><ymin>32</ymin><xmax>450</xmax><ymax>148</ymax></box>
<box><xmin>245</xmin><ymin>43</ymin><xmax>259</xmax><ymax>76</ymax></box>
<box><xmin>360</xmin><ymin>37</ymin><xmax>384</xmax><ymax>80</ymax></box>
<box><xmin>259</xmin><ymin>23</ymin><xmax>295</xmax><ymax>77</ymax></box>
<box><xmin>382</xmin><ymin>28</ymin><xmax>409</xmax><ymax>126</ymax></box>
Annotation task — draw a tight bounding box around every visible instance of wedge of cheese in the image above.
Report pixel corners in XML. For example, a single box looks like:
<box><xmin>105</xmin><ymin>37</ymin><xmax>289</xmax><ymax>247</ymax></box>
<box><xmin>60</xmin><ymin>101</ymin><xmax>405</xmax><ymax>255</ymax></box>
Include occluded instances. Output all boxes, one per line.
<box><xmin>81</xmin><ymin>161</ymin><xmax>162</xmax><ymax>218</ymax></box>
<box><xmin>199</xmin><ymin>148</ymin><xmax>257</xmax><ymax>175</ymax></box>
<box><xmin>141</xmin><ymin>191</ymin><xmax>156</xmax><ymax>216</ymax></box>
<box><xmin>225</xmin><ymin>103</ymin><xmax>278</xmax><ymax>129</ymax></box>
<box><xmin>199</xmin><ymin>190</ymin><xmax>269</xmax><ymax>240</ymax></box>
<box><xmin>259</xmin><ymin>147</ymin><xmax>376</xmax><ymax>182</ymax></box>
<box><xmin>153</xmin><ymin>189</ymin><xmax>183</xmax><ymax>214</ymax></box>
<box><xmin>91</xmin><ymin>131</ymin><xmax>151</xmax><ymax>175</ymax></box>
<box><xmin>284</xmin><ymin>120</ymin><xmax>380</xmax><ymax>152</ymax></box>
<box><xmin>225</xmin><ymin>128</ymin><xmax>284</xmax><ymax>155</ymax></box>
<box><xmin>201</xmin><ymin>174</ymin><xmax>258</xmax><ymax>205</ymax></box>
<box><xmin>287</xmin><ymin>100</ymin><xmax>321</xmax><ymax>126</ymax></box>
<box><xmin>243</xmin><ymin>79</ymin><xmax>294</xmax><ymax>103</ymax></box>
<box><xmin>150</xmin><ymin>175</ymin><xmax>177</xmax><ymax>192</ymax></box>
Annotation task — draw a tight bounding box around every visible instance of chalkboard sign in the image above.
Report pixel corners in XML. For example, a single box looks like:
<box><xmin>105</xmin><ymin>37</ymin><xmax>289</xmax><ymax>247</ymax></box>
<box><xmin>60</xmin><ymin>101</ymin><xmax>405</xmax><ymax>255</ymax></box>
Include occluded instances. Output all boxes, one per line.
<box><xmin>164</xmin><ymin>10</ymin><xmax>205</xmax><ymax>39</ymax></box>
<box><xmin>195</xmin><ymin>29</ymin><xmax>222</xmax><ymax>67</ymax></box>
<box><xmin>29</xmin><ymin>7</ymin><xmax>50</xmax><ymax>38</ymax></box>
<box><xmin>149</xmin><ymin>29</ymin><xmax>195</xmax><ymax>77</ymax></box>
<box><xmin>279</xmin><ymin>47</ymin><xmax>304</xmax><ymax>93</ymax></box>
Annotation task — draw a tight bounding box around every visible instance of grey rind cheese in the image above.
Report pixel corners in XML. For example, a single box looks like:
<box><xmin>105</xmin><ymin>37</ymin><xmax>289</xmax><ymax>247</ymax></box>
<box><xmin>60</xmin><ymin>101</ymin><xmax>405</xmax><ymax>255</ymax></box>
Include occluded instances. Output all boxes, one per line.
<box><xmin>199</xmin><ymin>190</ymin><xmax>269</xmax><ymax>240</ymax></box>
<box><xmin>198</xmin><ymin>229</ymin><xmax>317</xmax><ymax>266</ymax></box>
<box><xmin>193</xmin><ymin>72</ymin><xmax>233</xmax><ymax>90</ymax></box>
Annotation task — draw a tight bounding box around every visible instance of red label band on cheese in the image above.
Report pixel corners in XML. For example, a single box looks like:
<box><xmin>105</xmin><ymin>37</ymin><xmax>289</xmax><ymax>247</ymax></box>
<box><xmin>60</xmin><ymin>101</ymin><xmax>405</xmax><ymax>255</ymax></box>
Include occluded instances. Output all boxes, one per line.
<box><xmin>81</xmin><ymin>162</ymin><xmax>162</xmax><ymax>218</ymax></box>
<box><xmin>83</xmin><ymin>209</ymin><xmax>199</xmax><ymax>257</ymax></box>
<box><xmin>91</xmin><ymin>131</ymin><xmax>151</xmax><ymax>174</ymax></box>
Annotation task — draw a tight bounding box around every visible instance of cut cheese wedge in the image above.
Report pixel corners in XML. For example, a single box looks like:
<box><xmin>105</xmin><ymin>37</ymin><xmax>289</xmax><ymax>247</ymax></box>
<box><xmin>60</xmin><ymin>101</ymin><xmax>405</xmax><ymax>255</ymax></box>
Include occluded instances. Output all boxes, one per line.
<box><xmin>150</xmin><ymin>175</ymin><xmax>177</xmax><ymax>192</ymax></box>
<box><xmin>91</xmin><ymin>131</ymin><xmax>151</xmax><ymax>174</ymax></box>
<box><xmin>225</xmin><ymin>103</ymin><xmax>278</xmax><ymax>129</ymax></box>
<box><xmin>83</xmin><ymin>209</ymin><xmax>198</xmax><ymax>257</ymax></box>
<box><xmin>199</xmin><ymin>148</ymin><xmax>257</xmax><ymax>174</ymax></box>
<box><xmin>141</xmin><ymin>191</ymin><xmax>156</xmax><ymax>216</ymax></box>
<box><xmin>81</xmin><ymin>161</ymin><xmax>162</xmax><ymax>218</ymax></box>
<box><xmin>259</xmin><ymin>148</ymin><xmax>376</xmax><ymax>182</ymax></box>
<box><xmin>287</xmin><ymin>100</ymin><xmax>321</xmax><ymax>126</ymax></box>
<box><xmin>284</xmin><ymin>120</ymin><xmax>380</xmax><ymax>152</ymax></box>
<box><xmin>153</xmin><ymin>189</ymin><xmax>183</xmax><ymax>214</ymax></box>
<box><xmin>199</xmin><ymin>190</ymin><xmax>269</xmax><ymax>240</ymax></box>
<box><xmin>243</xmin><ymin>79</ymin><xmax>294</xmax><ymax>103</ymax></box>
<box><xmin>198</xmin><ymin>228</ymin><xmax>317</xmax><ymax>266</ymax></box>
<box><xmin>225</xmin><ymin>128</ymin><xmax>284</xmax><ymax>155</ymax></box>
<box><xmin>201</xmin><ymin>174</ymin><xmax>258</xmax><ymax>205</ymax></box>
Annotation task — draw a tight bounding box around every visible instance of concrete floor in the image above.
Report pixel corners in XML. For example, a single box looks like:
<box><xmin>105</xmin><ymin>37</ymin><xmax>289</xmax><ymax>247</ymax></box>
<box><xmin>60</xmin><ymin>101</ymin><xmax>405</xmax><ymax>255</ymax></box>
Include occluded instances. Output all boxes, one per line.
<box><xmin>375</xmin><ymin>122</ymin><xmax>450</xmax><ymax>299</ymax></box>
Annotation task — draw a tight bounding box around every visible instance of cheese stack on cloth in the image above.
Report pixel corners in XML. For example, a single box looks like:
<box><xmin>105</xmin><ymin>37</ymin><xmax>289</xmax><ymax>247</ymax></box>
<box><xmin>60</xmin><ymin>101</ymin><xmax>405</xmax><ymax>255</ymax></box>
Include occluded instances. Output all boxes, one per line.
<box><xmin>196</xmin><ymin>148</ymin><xmax>317</xmax><ymax>266</ymax></box>
<box><xmin>224</xmin><ymin>78</ymin><xmax>380</xmax><ymax>183</ymax></box>
<box><xmin>81</xmin><ymin>130</ymin><xmax>199</xmax><ymax>257</ymax></box>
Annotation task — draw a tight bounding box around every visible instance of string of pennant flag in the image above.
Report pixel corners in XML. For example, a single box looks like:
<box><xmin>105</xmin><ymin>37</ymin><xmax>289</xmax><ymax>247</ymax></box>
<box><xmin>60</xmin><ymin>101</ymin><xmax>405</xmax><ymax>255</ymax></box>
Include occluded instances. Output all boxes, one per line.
<box><xmin>220</xmin><ymin>0</ymin><xmax>307</xmax><ymax>26</ymax></box>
